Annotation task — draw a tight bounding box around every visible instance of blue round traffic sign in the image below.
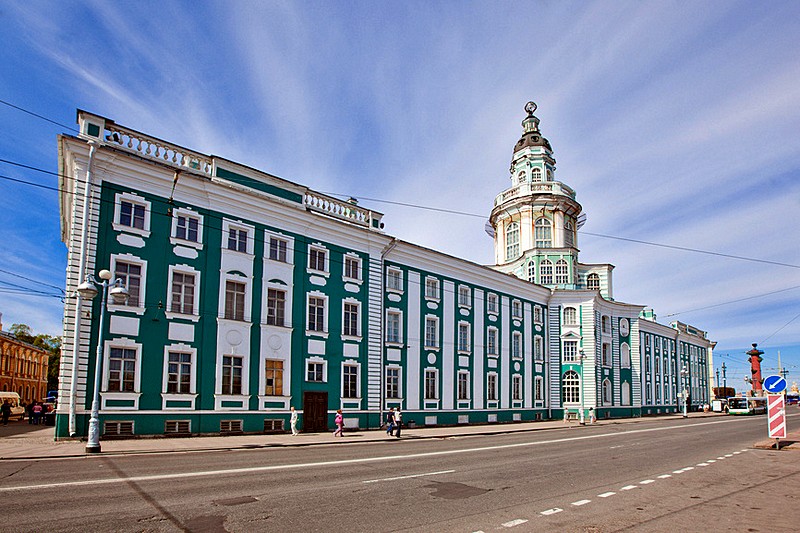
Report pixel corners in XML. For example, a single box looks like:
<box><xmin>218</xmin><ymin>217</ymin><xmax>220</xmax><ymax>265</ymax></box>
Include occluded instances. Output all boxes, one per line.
<box><xmin>764</xmin><ymin>375</ymin><xmax>787</xmax><ymax>394</ymax></box>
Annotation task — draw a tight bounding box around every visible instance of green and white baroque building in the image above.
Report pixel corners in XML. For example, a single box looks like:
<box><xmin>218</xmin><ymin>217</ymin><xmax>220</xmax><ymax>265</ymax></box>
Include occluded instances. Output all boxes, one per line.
<box><xmin>56</xmin><ymin>104</ymin><xmax>714</xmax><ymax>439</ymax></box>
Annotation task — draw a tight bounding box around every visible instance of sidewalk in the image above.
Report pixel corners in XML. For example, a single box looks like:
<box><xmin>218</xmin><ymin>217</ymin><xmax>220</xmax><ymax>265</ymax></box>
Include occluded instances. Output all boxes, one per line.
<box><xmin>6</xmin><ymin>411</ymin><xmax>784</xmax><ymax>461</ymax></box>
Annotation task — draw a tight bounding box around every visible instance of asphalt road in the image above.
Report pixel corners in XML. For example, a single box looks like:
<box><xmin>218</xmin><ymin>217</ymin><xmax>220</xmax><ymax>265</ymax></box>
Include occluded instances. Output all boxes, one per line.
<box><xmin>1</xmin><ymin>414</ymin><xmax>798</xmax><ymax>532</ymax></box>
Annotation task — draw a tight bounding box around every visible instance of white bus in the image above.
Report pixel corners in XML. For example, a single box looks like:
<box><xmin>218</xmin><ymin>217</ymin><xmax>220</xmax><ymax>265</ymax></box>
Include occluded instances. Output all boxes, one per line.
<box><xmin>727</xmin><ymin>397</ymin><xmax>767</xmax><ymax>415</ymax></box>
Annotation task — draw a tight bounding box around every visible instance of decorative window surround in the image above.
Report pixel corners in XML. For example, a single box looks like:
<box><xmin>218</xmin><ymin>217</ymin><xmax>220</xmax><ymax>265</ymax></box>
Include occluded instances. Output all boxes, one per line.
<box><xmin>109</xmin><ymin>253</ymin><xmax>147</xmax><ymax>316</ymax></box>
<box><xmin>223</xmin><ymin>219</ymin><xmax>254</xmax><ymax>255</ymax></box>
<box><xmin>265</xmin><ymin>230</ymin><xmax>294</xmax><ymax>264</ymax></box>
<box><xmin>307</xmin><ymin>244</ymin><xmax>330</xmax><ymax>276</ymax></box>
<box><xmin>169</xmin><ymin>207</ymin><xmax>204</xmax><ymax>249</ymax></box>
<box><xmin>101</xmin><ymin>337</ymin><xmax>142</xmax><ymax>410</ymax></box>
<box><xmin>112</xmin><ymin>192</ymin><xmax>151</xmax><ymax>238</ymax></box>
<box><xmin>343</xmin><ymin>253</ymin><xmax>363</xmax><ymax>284</ymax></box>
<box><xmin>165</xmin><ymin>265</ymin><xmax>201</xmax><ymax>322</ymax></box>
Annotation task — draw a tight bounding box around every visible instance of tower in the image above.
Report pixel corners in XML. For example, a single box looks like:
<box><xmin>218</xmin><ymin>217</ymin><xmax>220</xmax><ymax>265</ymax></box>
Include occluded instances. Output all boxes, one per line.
<box><xmin>489</xmin><ymin>102</ymin><xmax>583</xmax><ymax>289</ymax></box>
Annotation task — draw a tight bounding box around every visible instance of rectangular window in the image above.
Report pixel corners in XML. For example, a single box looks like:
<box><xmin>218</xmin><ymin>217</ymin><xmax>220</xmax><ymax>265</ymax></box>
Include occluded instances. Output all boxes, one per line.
<box><xmin>108</xmin><ymin>347</ymin><xmax>136</xmax><ymax>392</ymax></box>
<box><xmin>227</xmin><ymin>228</ymin><xmax>248</xmax><ymax>253</ymax></box>
<box><xmin>425</xmin><ymin>278</ymin><xmax>439</xmax><ymax>299</ymax></box>
<box><xmin>265</xmin><ymin>359</ymin><xmax>283</xmax><ymax>395</ymax></box>
<box><xmin>224</xmin><ymin>280</ymin><xmax>246</xmax><ymax>321</ymax></box>
<box><xmin>603</xmin><ymin>343</ymin><xmax>612</xmax><ymax>366</ymax></box>
<box><xmin>458</xmin><ymin>286</ymin><xmax>471</xmax><ymax>306</ymax></box>
<box><xmin>343</xmin><ymin>365</ymin><xmax>358</xmax><ymax>398</ymax></box>
<box><xmin>343</xmin><ymin>302</ymin><xmax>360</xmax><ymax>337</ymax></box>
<box><xmin>167</xmin><ymin>352</ymin><xmax>191</xmax><ymax>394</ymax></box>
<box><xmin>387</xmin><ymin>311</ymin><xmax>401</xmax><ymax>344</ymax></box>
<box><xmin>266</xmin><ymin>289</ymin><xmax>286</xmax><ymax>327</ymax></box>
<box><xmin>534</xmin><ymin>306</ymin><xmax>543</xmax><ymax>323</ymax></box>
<box><xmin>306</xmin><ymin>361</ymin><xmax>324</xmax><ymax>382</ymax></box>
<box><xmin>221</xmin><ymin>356</ymin><xmax>243</xmax><ymax>395</ymax></box>
<box><xmin>309</xmin><ymin>247</ymin><xmax>326</xmax><ymax>272</ymax></box>
<box><xmin>487</xmin><ymin>328</ymin><xmax>497</xmax><ymax>356</ymax></box>
<box><xmin>170</xmin><ymin>272</ymin><xmax>195</xmax><ymax>315</ymax></box>
<box><xmin>512</xmin><ymin>300</ymin><xmax>522</xmax><ymax>318</ymax></box>
<box><xmin>268</xmin><ymin>237</ymin><xmax>288</xmax><ymax>262</ymax></box>
<box><xmin>386</xmin><ymin>367</ymin><xmax>400</xmax><ymax>398</ymax></box>
<box><xmin>535</xmin><ymin>376</ymin><xmax>543</xmax><ymax>401</ymax></box>
<box><xmin>119</xmin><ymin>200</ymin><xmax>145</xmax><ymax>229</ymax></box>
<box><xmin>425</xmin><ymin>317</ymin><xmax>439</xmax><ymax>348</ymax></box>
<box><xmin>534</xmin><ymin>337</ymin><xmax>544</xmax><ymax>361</ymax></box>
<box><xmin>424</xmin><ymin>369</ymin><xmax>438</xmax><ymax>400</ymax></box>
<box><xmin>114</xmin><ymin>261</ymin><xmax>141</xmax><ymax>307</ymax></box>
<box><xmin>458</xmin><ymin>372</ymin><xmax>470</xmax><ymax>400</ymax></box>
<box><xmin>513</xmin><ymin>375</ymin><xmax>522</xmax><ymax>401</ymax></box>
<box><xmin>487</xmin><ymin>374</ymin><xmax>497</xmax><ymax>401</ymax></box>
<box><xmin>563</xmin><ymin>340</ymin><xmax>578</xmax><ymax>362</ymax></box>
<box><xmin>458</xmin><ymin>323</ymin><xmax>470</xmax><ymax>352</ymax></box>
<box><xmin>175</xmin><ymin>215</ymin><xmax>199</xmax><ymax>242</ymax></box>
<box><xmin>308</xmin><ymin>296</ymin><xmax>325</xmax><ymax>332</ymax></box>
<box><xmin>387</xmin><ymin>268</ymin><xmax>402</xmax><ymax>291</ymax></box>
<box><xmin>344</xmin><ymin>256</ymin><xmax>360</xmax><ymax>280</ymax></box>
<box><xmin>487</xmin><ymin>293</ymin><xmax>498</xmax><ymax>313</ymax></box>
<box><xmin>512</xmin><ymin>332</ymin><xmax>522</xmax><ymax>359</ymax></box>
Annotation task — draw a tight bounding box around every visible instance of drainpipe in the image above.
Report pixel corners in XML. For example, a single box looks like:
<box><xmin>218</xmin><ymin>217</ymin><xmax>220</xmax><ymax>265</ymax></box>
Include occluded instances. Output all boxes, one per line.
<box><xmin>379</xmin><ymin>238</ymin><xmax>398</xmax><ymax>427</ymax></box>
<box><xmin>68</xmin><ymin>141</ymin><xmax>97</xmax><ymax>437</ymax></box>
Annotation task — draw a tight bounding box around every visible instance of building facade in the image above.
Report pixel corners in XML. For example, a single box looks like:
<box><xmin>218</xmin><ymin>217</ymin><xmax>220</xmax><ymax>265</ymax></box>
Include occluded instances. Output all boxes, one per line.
<box><xmin>0</xmin><ymin>317</ymin><xmax>50</xmax><ymax>404</ymax></box>
<box><xmin>56</xmin><ymin>105</ymin><xmax>713</xmax><ymax>439</ymax></box>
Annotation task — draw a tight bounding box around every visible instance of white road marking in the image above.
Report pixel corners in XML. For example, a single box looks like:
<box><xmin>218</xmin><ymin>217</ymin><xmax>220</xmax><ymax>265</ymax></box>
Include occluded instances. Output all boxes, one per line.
<box><xmin>716</xmin><ymin>456</ymin><xmax>725</xmax><ymax>460</ymax></box>
<box><xmin>725</xmin><ymin>454</ymin><xmax>734</xmax><ymax>457</ymax></box>
<box><xmin>733</xmin><ymin>451</ymin><xmax>741</xmax><ymax>455</ymax></box>
<box><xmin>696</xmin><ymin>463</ymin><xmax>709</xmax><ymax>467</ymax></box>
<box><xmin>362</xmin><ymin>469</ymin><xmax>455</xmax><ymax>483</ymax></box>
<box><xmin>502</xmin><ymin>519</ymin><xmax>529</xmax><ymax>527</ymax></box>
<box><xmin>540</xmin><ymin>508</ymin><xmax>563</xmax><ymax>516</ymax></box>
<box><xmin>0</xmin><ymin>417</ymin><xmax>752</xmax><ymax>493</ymax></box>
<box><xmin>673</xmin><ymin>469</ymin><xmax>685</xmax><ymax>474</ymax></box>
<box><xmin>640</xmin><ymin>479</ymin><xmax>655</xmax><ymax>485</ymax></box>
<box><xmin>707</xmin><ymin>459</ymin><xmax>716</xmax><ymax>463</ymax></box>
<box><xmin>741</xmin><ymin>449</ymin><xmax>748</xmax><ymax>452</ymax></box>
<box><xmin>683</xmin><ymin>466</ymin><xmax>695</xmax><ymax>471</ymax></box>
<box><xmin>657</xmin><ymin>474</ymin><xmax>672</xmax><ymax>479</ymax></box>
<box><xmin>598</xmin><ymin>492</ymin><xmax>616</xmax><ymax>498</ymax></box>
<box><xmin>621</xmin><ymin>485</ymin><xmax>638</xmax><ymax>491</ymax></box>
<box><xmin>571</xmin><ymin>499</ymin><xmax>591</xmax><ymax>506</ymax></box>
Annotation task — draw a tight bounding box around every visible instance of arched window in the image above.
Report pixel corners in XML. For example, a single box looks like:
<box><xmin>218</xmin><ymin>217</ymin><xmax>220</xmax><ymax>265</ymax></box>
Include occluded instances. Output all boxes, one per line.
<box><xmin>562</xmin><ymin>370</ymin><xmax>580</xmax><ymax>404</ymax></box>
<box><xmin>555</xmin><ymin>259</ymin><xmax>568</xmax><ymax>284</ymax></box>
<box><xmin>540</xmin><ymin>259</ymin><xmax>553</xmax><ymax>284</ymax></box>
<box><xmin>563</xmin><ymin>307</ymin><xmax>577</xmax><ymax>325</ymax></box>
<box><xmin>547</xmin><ymin>169</ymin><xmax>553</xmax><ymax>181</ymax></box>
<box><xmin>517</xmin><ymin>171</ymin><xmax>526</xmax><ymax>183</ymax></box>
<box><xmin>602</xmin><ymin>378</ymin><xmax>612</xmax><ymax>405</ymax></box>
<box><xmin>505</xmin><ymin>222</ymin><xmax>519</xmax><ymax>261</ymax></box>
<box><xmin>587</xmin><ymin>273</ymin><xmax>600</xmax><ymax>290</ymax></box>
<box><xmin>620</xmin><ymin>342</ymin><xmax>631</xmax><ymax>368</ymax></box>
<box><xmin>531</xmin><ymin>168</ymin><xmax>542</xmax><ymax>182</ymax></box>
<box><xmin>535</xmin><ymin>218</ymin><xmax>551</xmax><ymax>248</ymax></box>
<box><xmin>564</xmin><ymin>221</ymin><xmax>574</xmax><ymax>248</ymax></box>
<box><xmin>527</xmin><ymin>262</ymin><xmax>536</xmax><ymax>282</ymax></box>
<box><xmin>621</xmin><ymin>381</ymin><xmax>631</xmax><ymax>405</ymax></box>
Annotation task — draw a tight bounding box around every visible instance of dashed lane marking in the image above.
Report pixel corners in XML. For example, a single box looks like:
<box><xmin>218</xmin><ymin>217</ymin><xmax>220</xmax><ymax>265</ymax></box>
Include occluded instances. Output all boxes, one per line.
<box><xmin>707</xmin><ymin>459</ymin><xmax>716</xmax><ymax>463</ymax></box>
<box><xmin>640</xmin><ymin>479</ymin><xmax>655</xmax><ymax>485</ymax></box>
<box><xmin>621</xmin><ymin>485</ymin><xmax>638</xmax><ymax>491</ymax></box>
<box><xmin>683</xmin><ymin>466</ymin><xmax>695</xmax><ymax>471</ymax></box>
<box><xmin>501</xmin><ymin>519</ymin><xmax>528</xmax><ymax>528</ymax></box>
<box><xmin>657</xmin><ymin>474</ymin><xmax>672</xmax><ymax>479</ymax></box>
<box><xmin>696</xmin><ymin>463</ymin><xmax>709</xmax><ymax>467</ymax></box>
<box><xmin>571</xmin><ymin>499</ymin><xmax>591</xmax><ymax>506</ymax></box>
<box><xmin>733</xmin><ymin>451</ymin><xmax>741</xmax><ymax>455</ymax></box>
<box><xmin>725</xmin><ymin>454</ymin><xmax>734</xmax><ymax>457</ymax></box>
<box><xmin>540</xmin><ymin>508</ymin><xmax>563</xmax><ymax>516</ymax></box>
<box><xmin>598</xmin><ymin>492</ymin><xmax>616</xmax><ymax>498</ymax></box>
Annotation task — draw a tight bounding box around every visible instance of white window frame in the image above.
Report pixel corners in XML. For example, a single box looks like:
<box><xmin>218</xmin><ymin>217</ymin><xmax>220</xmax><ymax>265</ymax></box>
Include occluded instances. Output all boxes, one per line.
<box><xmin>166</xmin><ymin>265</ymin><xmax>201</xmax><ymax>322</ymax></box>
<box><xmin>563</xmin><ymin>340</ymin><xmax>578</xmax><ymax>362</ymax></box>
<box><xmin>512</xmin><ymin>299</ymin><xmax>522</xmax><ymax>318</ymax></box>
<box><xmin>620</xmin><ymin>342</ymin><xmax>631</xmax><ymax>368</ymax></box>
<box><xmin>457</xmin><ymin>321</ymin><xmax>471</xmax><ymax>353</ymax></box>
<box><xmin>424</xmin><ymin>368</ymin><xmax>439</xmax><ymax>400</ymax></box>
<box><xmin>602</xmin><ymin>343</ymin><xmax>612</xmax><ymax>367</ymax></box>
<box><xmin>307</xmin><ymin>244</ymin><xmax>329</xmax><ymax>275</ymax></box>
<box><xmin>385</xmin><ymin>366</ymin><xmax>402</xmax><ymax>399</ymax></box>
<box><xmin>528</xmin><ymin>261</ymin><xmax>536</xmax><ymax>282</ymax></box>
<box><xmin>386</xmin><ymin>267</ymin><xmax>403</xmax><ymax>292</ymax></box>
<box><xmin>162</xmin><ymin>344</ymin><xmax>197</xmax><ymax>401</ymax></box>
<box><xmin>512</xmin><ymin>331</ymin><xmax>523</xmax><ymax>359</ymax></box>
<box><xmin>222</xmin><ymin>276</ymin><xmax>248</xmax><ymax>322</ymax></box>
<box><xmin>101</xmin><ymin>338</ymin><xmax>142</xmax><ymax>409</ymax></box>
<box><xmin>306</xmin><ymin>292</ymin><xmax>328</xmax><ymax>337</ymax></box>
<box><xmin>458</xmin><ymin>285</ymin><xmax>471</xmax><ymax>307</ymax></box>
<box><xmin>170</xmin><ymin>207</ymin><xmax>203</xmax><ymax>249</ymax></box>
<box><xmin>540</xmin><ymin>259</ymin><xmax>553</xmax><ymax>284</ymax></box>
<box><xmin>513</xmin><ymin>374</ymin><xmax>523</xmax><ymax>401</ymax></box>
<box><xmin>109</xmin><ymin>253</ymin><xmax>147</xmax><ymax>315</ymax></box>
<box><xmin>305</xmin><ymin>357</ymin><xmax>327</xmax><ymax>383</ymax></box>
<box><xmin>425</xmin><ymin>277</ymin><xmax>440</xmax><ymax>300</ymax></box>
<box><xmin>534</xmin><ymin>336</ymin><xmax>544</xmax><ymax>361</ymax></box>
<box><xmin>386</xmin><ymin>309</ymin><xmax>403</xmax><ymax>345</ymax></box>
<box><xmin>505</xmin><ymin>221</ymin><xmax>520</xmax><ymax>260</ymax></box>
<box><xmin>341</xmin><ymin>362</ymin><xmax>361</xmax><ymax>399</ymax></box>
<box><xmin>555</xmin><ymin>259</ymin><xmax>568</xmax><ymax>284</ymax></box>
<box><xmin>343</xmin><ymin>253</ymin><xmax>362</xmax><ymax>283</ymax></box>
<box><xmin>266</xmin><ymin>286</ymin><xmax>288</xmax><ymax>327</ymax></box>
<box><xmin>486</xmin><ymin>372</ymin><xmax>498</xmax><ymax>401</ymax></box>
<box><xmin>424</xmin><ymin>315</ymin><xmax>439</xmax><ymax>349</ymax></box>
<box><xmin>534</xmin><ymin>306</ymin><xmax>543</xmax><ymax>324</ymax></box>
<box><xmin>486</xmin><ymin>327</ymin><xmax>498</xmax><ymax>356</ymax></box>
<box><xmin>113</xmin><ymin>192</ymin><xmax>151</xmax><ymax>237</ymax></box>
<box><xmin>602</xmin><ymin>378</ymin><xmax>612</xmax><ymax>406</ymax></box>
<box><xmin>535</xmin><ymin>376</ymin><xmax>544</xmax><ymax>401</ymax></box>
<box><xmin>265</xmin><ymin>230</ymin><xmax>294</xmax><ymax>264</ymax></box>
<box><xmin>487</xmin><ymin>293</ymin><xmax>499</xmax><ymax>314</ymax></box>
<box><xmin>563</xmin><ymin>306</ymin><xmax>577</xmax><ymax>326</ymax></box>
<box><xmin>342</xmin><ymin>298</ymin><xmax>361</xmax><ymax>339</ymax></box>
<box><xmin>587</xmin><ymin>273</ymin><xmax>600</xmax><ymax>290</ymax></box>
<box><xmin>222</xmin><ymin>219</ymin><xmax>254</xmax><ymax>255</ymax></box>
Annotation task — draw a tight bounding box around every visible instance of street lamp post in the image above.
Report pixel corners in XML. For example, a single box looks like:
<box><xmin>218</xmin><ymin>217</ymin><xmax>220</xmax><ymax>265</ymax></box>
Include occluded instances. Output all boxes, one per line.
<box><xmin>578</xmin><ymin>350</ymin><xmax>586</xmax><ymax>425</ymax></box>
<box><xmin>680</xmin><ymin>365</ymin><xmax>689</xmax><ymax>418</ymax></box>
<box><xmin>77</xmin><ymin>269</ymin><xmax>128</xmax><ymax>453</ymax></box>
<box><xmin>722</xmin><ymin>362</ymin><xmax>727</xmax><ymax>390</ymax></box>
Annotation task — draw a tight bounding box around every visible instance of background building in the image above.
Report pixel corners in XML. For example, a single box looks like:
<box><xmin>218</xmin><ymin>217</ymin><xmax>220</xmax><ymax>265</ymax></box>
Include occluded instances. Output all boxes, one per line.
<box><xmin>56</xmin><ymin>105</ymin><xmax>713</xmax><ymax>439</ymax></box>
<box><xmin>0</xmin><ymin>315</ymin><xmax>50</xmax><ymax>404</ymax></box>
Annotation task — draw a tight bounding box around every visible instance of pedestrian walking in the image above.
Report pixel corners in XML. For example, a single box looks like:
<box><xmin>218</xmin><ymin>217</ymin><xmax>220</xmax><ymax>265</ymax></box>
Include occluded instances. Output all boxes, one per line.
<box><xmin>290</xmin><ymin>406</ymin><xmax>299</xmax><ymax>436</ymax></box>
<box><xmin>588</xmin><ymin>407</ymin><xmax>596</xmax><ymax>424</ymax></box>
<box><xmin>32</xmin><ymin>402</ymin><xmax>43</xmax><ymax>425</ymax></box>
<box><xmin>333</xmin><ymin>409</ymin><xmax>344</xmax><ymax>437</ymax></box>
<box><xmin>1</xmin><ymin>400</ymin><xmax>11</xmax><ymax>426</ymax></box>
<box><xmin>393</xmin><ymin>407</ymin><xmax>402</xmax><ymax>438</ymax></box>
<box><xmin>26</xmin><ymin>401</ymin><xmax>34</xmax><ymax>424</ymax></box>
<box><xmin>385</xmin><ymin>407</ymin><xmax>395</xmax><ymax>436</ymax></box>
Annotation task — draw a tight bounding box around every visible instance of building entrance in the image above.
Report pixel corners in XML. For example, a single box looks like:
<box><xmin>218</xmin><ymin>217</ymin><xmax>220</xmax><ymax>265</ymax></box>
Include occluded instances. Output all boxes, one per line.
<box><xmin>302</xmin><ymin>391</ymin><xmax>328</xmax><ymax>432</ymax></box>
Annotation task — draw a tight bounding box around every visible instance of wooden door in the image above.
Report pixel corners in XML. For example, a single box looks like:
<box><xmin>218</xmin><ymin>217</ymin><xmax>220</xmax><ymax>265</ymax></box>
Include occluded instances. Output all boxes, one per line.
<box><xmin>302</xmin><ymin>391</ymin><xmax>328</xmax><ymax>432</ymax></box>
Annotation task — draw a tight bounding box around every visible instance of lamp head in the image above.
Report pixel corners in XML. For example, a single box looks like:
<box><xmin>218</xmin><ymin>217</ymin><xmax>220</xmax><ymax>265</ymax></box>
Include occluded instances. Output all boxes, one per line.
<box><xmin>76</xmin><ymin>275</ymin><xmax>99</xmax><ymax>300</ymax></box>
<box><xmin>109</xmin><ymin>279</ymin><xmax>130</xmax><ymax>305</ymax></box>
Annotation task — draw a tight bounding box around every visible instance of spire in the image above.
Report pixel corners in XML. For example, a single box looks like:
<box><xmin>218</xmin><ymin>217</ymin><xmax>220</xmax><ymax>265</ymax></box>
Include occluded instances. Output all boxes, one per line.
<box><xmin>513</xmin><ymin>101</ymin><xmax>552</xmax><ymax>155</ymax></box>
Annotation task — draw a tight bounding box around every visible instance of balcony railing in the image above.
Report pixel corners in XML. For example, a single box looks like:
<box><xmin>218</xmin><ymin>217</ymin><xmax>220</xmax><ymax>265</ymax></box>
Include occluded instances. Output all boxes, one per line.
<box><xmin>304</xmin><ymin>191</ymin><xmax>383</xmax><ymax>230</ymax></box>
<box><xmin>494</xmin><ymin>181</ymin><xmax>576</xmax><ymax>206</ymax></box>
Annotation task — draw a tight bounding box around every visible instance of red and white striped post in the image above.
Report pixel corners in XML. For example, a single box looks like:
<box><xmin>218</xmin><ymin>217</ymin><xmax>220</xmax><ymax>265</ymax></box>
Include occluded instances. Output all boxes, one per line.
<box><xmin>767</xmin><ymin>394</ymin><xmax>786</xmax><ymax>449</ymax></box>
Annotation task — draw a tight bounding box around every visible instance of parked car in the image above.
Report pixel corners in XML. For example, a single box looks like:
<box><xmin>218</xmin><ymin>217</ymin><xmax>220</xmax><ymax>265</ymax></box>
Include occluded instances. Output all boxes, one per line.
<box><xmin>0</xmin><ymin>392</ymin><xmax>25</xmax><ymax>420</ymax></box>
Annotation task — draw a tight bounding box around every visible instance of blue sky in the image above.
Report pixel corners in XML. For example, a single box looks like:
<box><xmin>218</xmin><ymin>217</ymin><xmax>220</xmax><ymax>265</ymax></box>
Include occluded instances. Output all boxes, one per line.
<box><xmin>1</xmin><ymin>1</ymin><xmax>798</xmax><ymax>392</ymax></box>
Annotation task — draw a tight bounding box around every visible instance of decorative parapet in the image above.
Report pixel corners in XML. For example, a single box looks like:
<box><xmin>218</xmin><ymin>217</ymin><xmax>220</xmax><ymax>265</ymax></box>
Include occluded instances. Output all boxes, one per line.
<box><xmin>304</xmin><ymin>191</ymin><xmax>384</xmax><ymax>230</ymax></box>
<box><xmin>494</xmin><ymin>181</ymin><xmax>576</xmax><ymax>206</ymax></box>
<box><xmin>77</xmin><ymin>110</ymin><xmax>213</xmax><ymax>176</ymax></box>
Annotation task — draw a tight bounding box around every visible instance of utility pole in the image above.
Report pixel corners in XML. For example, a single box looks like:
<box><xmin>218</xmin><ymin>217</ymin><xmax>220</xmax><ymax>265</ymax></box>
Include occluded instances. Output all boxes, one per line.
<box><xmin>722</xmin><ymin>361</ymin><xmax>727</xmax><ymax>390</ymax></box>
